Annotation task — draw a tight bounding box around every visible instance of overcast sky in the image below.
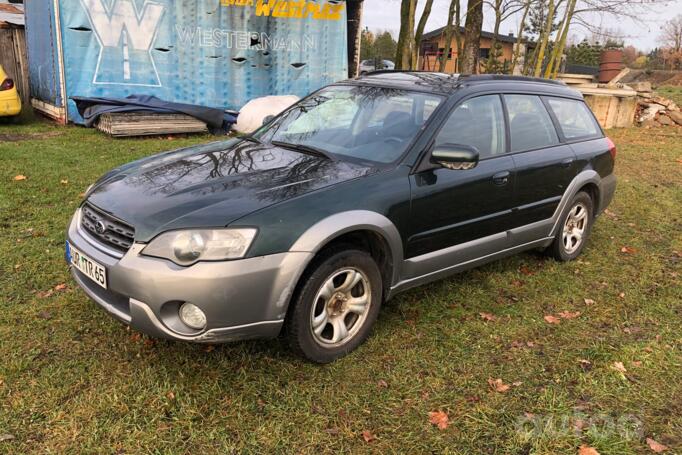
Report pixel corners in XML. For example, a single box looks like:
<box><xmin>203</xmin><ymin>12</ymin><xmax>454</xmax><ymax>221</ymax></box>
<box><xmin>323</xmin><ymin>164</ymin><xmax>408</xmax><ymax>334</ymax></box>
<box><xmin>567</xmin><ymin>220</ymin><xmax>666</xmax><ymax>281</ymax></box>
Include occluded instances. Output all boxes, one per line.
<box><xmin>361</xmin><ymin>0</ymin><xmax>682</xmax><ymax>51</ymax></box>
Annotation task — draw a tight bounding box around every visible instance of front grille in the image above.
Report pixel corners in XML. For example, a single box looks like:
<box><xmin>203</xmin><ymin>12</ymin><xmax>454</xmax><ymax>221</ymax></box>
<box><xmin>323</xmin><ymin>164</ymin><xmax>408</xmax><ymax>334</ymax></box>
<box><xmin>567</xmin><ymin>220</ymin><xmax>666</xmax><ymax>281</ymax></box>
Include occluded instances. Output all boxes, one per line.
<box><xmin>80</xmin><ymin>202</ymin><xmax>135</xmax><ymax>253</ymax></box>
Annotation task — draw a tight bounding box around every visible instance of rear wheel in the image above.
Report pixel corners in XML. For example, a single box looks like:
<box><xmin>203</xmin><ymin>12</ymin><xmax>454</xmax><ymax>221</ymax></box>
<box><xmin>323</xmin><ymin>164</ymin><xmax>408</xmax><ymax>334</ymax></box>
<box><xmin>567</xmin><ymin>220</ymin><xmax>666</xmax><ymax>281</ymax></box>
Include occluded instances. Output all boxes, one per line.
<box><xmin>548</xmin><ymin>191</ymin><xmax>593</xmax><ymax>261</ymax></box>
<box><xmin>285</xmin><ymin>248</ymin><xmax>382</xmax><ymax>363</ymax></box>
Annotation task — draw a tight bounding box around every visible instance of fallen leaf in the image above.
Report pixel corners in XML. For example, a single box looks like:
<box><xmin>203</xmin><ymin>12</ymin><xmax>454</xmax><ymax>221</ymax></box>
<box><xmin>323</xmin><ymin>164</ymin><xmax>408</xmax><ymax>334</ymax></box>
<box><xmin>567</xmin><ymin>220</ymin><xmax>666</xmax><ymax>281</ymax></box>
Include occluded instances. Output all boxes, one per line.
<box><xmin>620</xmin><ymin>246</ymin><xmax>636</xmax><ymax>254</ymax></box>
<box><xmin>558</xmin><ymin>311</ymin><xmax>582</xmax><ymax>320</ymax></box>
<box><xmin>361</xmin><ymin>430</ymin><xmax>376</xmax><ymax>443</ymax></box>
<box><xmin>13</xmin><ymin>175</ymin><xmax>26</xmax><ymax>181</ymax></box>
<box><xmin>204</xmin><ymin>345</ymin><xmax>215</xmax><ymax>353</ymax></box>
<box><xmin>646</xmin><ymin>438</ymin><xmax>668</xmax><ymax>453</ymax></box>
<box><xmin>632</xmin><ymin>361</ymin><xmax>642</xmax><ymax>368</ymax></box>
<box><xmin>324</xmin><ymin>427</ymin><xmax>340</xmax><ymax>435</ymax></box>
<box><xmin>54</xmin><ymin>283</ymin><xmax>67</xmax><ymax>291</ymax></box>
<box><xmin>166</xmin><ymin>391</ymin><xmax>175</xmax><ymax>400</ymax></box>
<box><xmin>612</xmin><ymin>362</ymin><xmax>627</xmax><ymax>373</ymax></box>
<box><xmin>578</xmin><ymin>359</ymin><xmax>592</xmax><ymax>368</ymax></box>
<box><xmin>544</xmin><ymin>315</ymin><xmax>561</xmax><ymax>324</ymax></box>
<box><xmin>519</xmin><ymin>265</ymin><xmax>535</xmax><ymax>276</ymax></box>
<box><xmin>428</xmin><ymin>410</ymin><xmax>449</xmax><ymax>430</ymax></box>
<box><xmin>618</xmin><ymin>292</ymin><xmax>626</xmax><ymax>299</ymax></box>
<box><xmin>60</xmin><ymin>179</ymin><xmax>69</xmax><ymax>185</ymax></box>
<box><xmin>488</xmin><ymin>378</ymin><xmax>511</xmax><ymax>393</ymax></box>
<box><xmin>37</xmin><ymin>289</ymin><xmax>54</xmax><ymax>299</ymax></box>
<box><xmin>38</xmin><ymin>311</ymin><xmax>52</xmax><ymax>320</ymax></box>
<box><xmin>512</xmin><ymin>381</ymin><xmax>523</xmax><ymax>387</ymax></box>
<box><xmin>584</xmin><ymin>298</ymin><xmax>595</xmax><ymax>305</ymax></box>
<box><xmin>480</xmin><ymin>312</ymin><xmax>497</xmax><ymax>322</ymax></box>
<box><xmin>578</xmin><ymin>445</ymin><xmax>600</xmax><ymax>455</ymax></box>
<box><xmin>0</xmin><ymin>433</ymin><xmax>15</xmax><ymax>442</ymax></box>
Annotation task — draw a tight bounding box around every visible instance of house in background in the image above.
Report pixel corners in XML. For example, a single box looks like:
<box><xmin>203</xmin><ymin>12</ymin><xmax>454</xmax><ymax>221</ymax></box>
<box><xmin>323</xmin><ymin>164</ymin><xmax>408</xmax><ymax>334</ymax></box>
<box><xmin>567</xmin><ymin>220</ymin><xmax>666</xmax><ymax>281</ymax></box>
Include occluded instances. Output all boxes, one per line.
<box><xmin>419</xmin><ymin>26</ymin><xmax>534</xmax><ymax>74</ymax></box>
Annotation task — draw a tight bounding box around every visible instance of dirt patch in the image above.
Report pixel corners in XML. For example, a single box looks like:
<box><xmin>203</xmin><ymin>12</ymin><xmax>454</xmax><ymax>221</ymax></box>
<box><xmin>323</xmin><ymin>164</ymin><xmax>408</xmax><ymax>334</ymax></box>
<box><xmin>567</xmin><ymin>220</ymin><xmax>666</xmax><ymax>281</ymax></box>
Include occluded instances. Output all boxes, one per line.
<box><xmin>0</xmin><ymin>131</ymin><xmax>63</xmax><ymax>142</ymax></box>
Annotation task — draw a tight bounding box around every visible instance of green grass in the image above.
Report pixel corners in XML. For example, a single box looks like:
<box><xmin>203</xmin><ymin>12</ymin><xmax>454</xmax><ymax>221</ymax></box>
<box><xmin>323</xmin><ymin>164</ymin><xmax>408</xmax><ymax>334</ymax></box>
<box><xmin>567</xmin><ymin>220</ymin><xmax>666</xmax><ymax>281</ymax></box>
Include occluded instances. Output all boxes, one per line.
<box><xmin>1</xmin><ymin>121</ymin><xmax>681</xmax><ymax>454</ymax></box>
<box><xmin>657</xmin><ymin>85</ymin><xmax>682</xmax><ymax>106</ymax></box>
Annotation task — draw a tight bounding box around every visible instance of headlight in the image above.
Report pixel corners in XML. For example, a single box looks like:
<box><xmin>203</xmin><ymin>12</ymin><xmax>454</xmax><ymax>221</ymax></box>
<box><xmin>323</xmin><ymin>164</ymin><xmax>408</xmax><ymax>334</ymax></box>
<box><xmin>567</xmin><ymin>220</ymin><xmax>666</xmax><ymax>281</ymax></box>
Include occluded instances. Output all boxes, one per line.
<box><xmin>142</xmin><ymin>228</ymin><xmax>257</xmax><ymax>265</ymax></box>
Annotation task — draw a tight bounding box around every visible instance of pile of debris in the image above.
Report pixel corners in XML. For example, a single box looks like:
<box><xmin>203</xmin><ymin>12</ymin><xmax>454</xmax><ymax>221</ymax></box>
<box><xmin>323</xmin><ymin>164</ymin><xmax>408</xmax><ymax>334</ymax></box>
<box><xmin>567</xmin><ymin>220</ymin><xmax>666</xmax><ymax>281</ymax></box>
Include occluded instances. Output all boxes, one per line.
<box><xmin>631</xmin><ymin>82</ymin><xmax>682</xmax><ymax>128</ymax></box>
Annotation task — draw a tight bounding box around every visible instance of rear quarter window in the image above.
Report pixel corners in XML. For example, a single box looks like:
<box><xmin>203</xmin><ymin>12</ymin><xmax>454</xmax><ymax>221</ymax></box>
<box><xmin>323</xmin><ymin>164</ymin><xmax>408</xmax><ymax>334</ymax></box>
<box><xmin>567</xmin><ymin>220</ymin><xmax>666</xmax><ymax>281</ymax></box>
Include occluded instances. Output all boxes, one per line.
<box><xmin>546</xmin><ymin>97</ymin><xmax>601</xmax><ymax>140</ymax></box>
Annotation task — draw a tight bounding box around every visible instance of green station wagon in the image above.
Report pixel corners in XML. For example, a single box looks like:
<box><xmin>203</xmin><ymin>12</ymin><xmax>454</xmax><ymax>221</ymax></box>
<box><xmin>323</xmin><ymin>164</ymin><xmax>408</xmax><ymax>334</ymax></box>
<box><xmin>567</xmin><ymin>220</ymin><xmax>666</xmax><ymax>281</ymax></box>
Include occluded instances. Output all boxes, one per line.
<box><xmin>66</xmin><ymin>72</ymin><xmax>616</xmax><ymax>363</ymax></box>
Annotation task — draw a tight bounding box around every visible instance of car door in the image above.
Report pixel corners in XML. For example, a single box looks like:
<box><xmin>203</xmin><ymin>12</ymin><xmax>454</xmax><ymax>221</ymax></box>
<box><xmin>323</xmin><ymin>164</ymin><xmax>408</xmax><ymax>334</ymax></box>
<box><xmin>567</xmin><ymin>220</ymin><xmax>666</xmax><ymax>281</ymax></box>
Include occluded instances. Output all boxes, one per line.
<box><xmin>406</xmin><ymin>94</ymin><xmax>516</xmax><ymax>274</ymax></box>
<box><xmin>503</xmin><ymin>94</ymin><xmax>578</xmax><ymax>244</ymax></box>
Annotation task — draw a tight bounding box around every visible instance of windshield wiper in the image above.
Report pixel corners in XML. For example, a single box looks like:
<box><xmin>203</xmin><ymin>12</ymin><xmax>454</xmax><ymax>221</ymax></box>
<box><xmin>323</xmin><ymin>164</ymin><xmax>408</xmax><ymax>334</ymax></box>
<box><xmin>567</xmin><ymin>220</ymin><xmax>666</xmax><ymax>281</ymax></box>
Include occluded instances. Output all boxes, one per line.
<box><xmin>271</xmin><ymin>140</ymin><xmax>335</xmax><ymax>161</ymax></box>
<box><xmin>242</xmin><ymin>135</ymin><xmax>262</xmax><ymax>144</ymax></box>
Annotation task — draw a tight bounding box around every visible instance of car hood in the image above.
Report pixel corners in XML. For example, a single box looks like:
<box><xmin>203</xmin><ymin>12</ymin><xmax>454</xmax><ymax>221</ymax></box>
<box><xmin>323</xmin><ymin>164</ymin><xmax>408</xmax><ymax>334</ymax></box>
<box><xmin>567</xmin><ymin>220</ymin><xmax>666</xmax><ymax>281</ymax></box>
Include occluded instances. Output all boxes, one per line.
<box><xmin>87</xmin><ymin>139</ymin><xmax>377</xmax><ymax>242</ymax></box>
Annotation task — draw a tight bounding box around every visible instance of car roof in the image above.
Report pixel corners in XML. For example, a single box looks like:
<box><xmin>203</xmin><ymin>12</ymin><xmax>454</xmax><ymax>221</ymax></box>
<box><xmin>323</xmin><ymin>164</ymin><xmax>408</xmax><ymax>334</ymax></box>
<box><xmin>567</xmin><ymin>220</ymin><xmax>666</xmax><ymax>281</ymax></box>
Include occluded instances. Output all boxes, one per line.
<box><xmin>345</xmin><ymin>71</ymin><xmax>582</xmax><ymax>99</ymax></box>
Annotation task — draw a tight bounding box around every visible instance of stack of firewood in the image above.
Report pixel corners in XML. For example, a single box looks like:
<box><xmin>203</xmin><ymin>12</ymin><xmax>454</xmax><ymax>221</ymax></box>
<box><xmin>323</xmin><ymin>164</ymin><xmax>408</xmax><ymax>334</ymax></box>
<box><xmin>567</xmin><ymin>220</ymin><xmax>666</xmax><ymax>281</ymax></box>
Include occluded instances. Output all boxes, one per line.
<box><xmin>632</xmin><ymin>82</ymin><xmax>682</xmax><ymax>128</ymax></box>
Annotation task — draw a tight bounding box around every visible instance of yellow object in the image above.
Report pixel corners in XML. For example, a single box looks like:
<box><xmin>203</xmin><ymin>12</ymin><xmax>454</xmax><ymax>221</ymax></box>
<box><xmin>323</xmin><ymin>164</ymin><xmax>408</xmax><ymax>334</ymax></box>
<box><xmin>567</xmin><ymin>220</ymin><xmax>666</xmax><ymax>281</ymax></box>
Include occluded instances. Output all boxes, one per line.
<box><xmin>0</xmin><ymin>65</ymin><xmax>22</xmax><ymax>117</ymax></box>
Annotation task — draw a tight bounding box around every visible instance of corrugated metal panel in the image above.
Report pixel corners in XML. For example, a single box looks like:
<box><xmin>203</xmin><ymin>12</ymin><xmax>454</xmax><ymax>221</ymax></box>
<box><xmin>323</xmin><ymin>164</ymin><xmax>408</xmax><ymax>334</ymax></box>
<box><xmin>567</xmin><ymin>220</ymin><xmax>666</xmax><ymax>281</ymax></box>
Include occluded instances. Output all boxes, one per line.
<box><xmin>57</xmin><ymin>0</ymin><xmax>349</xmax><ymax>123</ymax></box>
<box><xmin>24</xmin><ymin>0</ymin><xmax>63</xmax><ymax>108</ymax></box>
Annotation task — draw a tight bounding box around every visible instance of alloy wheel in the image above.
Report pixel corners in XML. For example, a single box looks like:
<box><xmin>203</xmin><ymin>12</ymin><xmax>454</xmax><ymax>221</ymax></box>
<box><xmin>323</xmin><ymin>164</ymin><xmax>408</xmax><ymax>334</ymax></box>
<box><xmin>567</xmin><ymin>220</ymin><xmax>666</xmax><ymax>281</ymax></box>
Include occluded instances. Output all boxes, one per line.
<box><xmin>562</xmin><ymin>202</ymin><xmax>588</xmax><ymax>254</ymax></box>
<box><xmin>309</xmin><ymin>267</ymin><xmax>372</xmax><ymax>347</ymax></box>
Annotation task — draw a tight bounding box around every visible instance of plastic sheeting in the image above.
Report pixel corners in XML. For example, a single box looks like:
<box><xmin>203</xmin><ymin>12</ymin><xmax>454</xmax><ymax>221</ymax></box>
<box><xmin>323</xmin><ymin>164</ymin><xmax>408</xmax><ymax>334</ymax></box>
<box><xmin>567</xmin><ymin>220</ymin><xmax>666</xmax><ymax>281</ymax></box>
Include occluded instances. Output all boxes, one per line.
<box><xmin>47</xmin><ymin>0</ymin><xmax>349</xmax><ymax>123</ymax></box>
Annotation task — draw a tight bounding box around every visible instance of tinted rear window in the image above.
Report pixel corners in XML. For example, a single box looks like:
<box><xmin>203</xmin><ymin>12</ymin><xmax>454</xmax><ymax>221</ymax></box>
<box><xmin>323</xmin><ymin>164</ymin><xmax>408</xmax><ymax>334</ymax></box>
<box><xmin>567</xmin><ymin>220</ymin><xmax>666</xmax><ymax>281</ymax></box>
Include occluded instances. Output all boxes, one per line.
<box><xmin>546</xmin><ymin>97</ymin><xmax>601</xmax><ymax>140</ymax></box>
<box><xmin>505</xmin><ymin>95</ymin><xmax>559</xmax><ymax>152</ymax></box>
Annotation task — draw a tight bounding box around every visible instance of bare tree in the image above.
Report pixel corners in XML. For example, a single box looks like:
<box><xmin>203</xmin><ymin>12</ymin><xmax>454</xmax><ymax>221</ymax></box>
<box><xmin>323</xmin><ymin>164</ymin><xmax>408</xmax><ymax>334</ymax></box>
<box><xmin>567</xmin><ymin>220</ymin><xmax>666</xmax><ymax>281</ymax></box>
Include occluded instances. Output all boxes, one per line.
<box><xmin>532</xmin><ymin>0</ymin><xmax>556</xmax><ymax>76</ymax></box>
<box><xmin>440</xmin><ymin>0</ymin><xmax>462</xmax><ymax>72</ymax></box>
<box><xmin>545</xmin><ymin>0</ymin><xmax>577</xmax><ymax>77</ymax></box>
<box><xmin>412</xmin><ymin>0</ymin><xmax>435</xmax><ymax>69</ymax></box>
<box><xmin>485</xmin><ymin>0</ymin><xmax>526</xmax><ymax>72</ymax></box>
<box><xmin>510</xmin><ymin>0</ymin><xmax>532</xmax><ymax>73</ymax></box>
<box><xmin>461</xmin><ymin>0</ymin><xmax>484</xmax><ymax>73</ymax></box>
<box><xmin>660</xmin><ymin>14</ymin><xmax>682</xmax><ymax>52</ymax></box>
<box><xmin>395</xmin><ymin>0</ymin><xmax>418</xmax><ymax>69</ymax></box>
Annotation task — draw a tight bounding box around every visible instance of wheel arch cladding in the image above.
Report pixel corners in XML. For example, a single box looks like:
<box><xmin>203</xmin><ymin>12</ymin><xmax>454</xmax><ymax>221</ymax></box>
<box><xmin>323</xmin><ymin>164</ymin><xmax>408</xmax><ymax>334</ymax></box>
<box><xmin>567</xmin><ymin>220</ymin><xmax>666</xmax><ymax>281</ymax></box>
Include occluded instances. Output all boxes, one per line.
<box><xmin>289</xmin><ymin>210</ymin><xmax>404</xmax><ymax>288</ymax></box>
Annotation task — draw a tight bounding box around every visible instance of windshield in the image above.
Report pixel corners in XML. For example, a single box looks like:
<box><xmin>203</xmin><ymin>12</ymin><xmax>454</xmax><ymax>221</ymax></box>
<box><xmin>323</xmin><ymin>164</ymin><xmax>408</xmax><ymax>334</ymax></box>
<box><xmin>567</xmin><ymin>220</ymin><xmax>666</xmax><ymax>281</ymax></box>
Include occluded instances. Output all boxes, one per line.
<box><xmin>254</xmin><ymin>85</ymin><xmax>443</xmax><ymax>164</ymax></box>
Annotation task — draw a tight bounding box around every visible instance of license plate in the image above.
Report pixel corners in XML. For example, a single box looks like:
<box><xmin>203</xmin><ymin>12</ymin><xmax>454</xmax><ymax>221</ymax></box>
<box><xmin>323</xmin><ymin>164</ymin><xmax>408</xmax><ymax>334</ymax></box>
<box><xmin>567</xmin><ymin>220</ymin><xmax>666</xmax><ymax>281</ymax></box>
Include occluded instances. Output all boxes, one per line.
<box><xmin>66</xmin><ymin>241</ymin><xmax>107</xmax><ymax>289</ymax></box>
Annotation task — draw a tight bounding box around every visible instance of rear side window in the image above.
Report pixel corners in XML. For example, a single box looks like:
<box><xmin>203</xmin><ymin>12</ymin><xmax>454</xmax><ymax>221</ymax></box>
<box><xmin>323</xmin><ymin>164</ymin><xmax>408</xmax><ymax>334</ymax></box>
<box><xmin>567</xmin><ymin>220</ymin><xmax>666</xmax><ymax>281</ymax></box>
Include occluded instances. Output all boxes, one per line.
<box><xmin>505</xmin><ymin>95</ymin><xmax>559</xmax><ymax>152</ymax></box>
<box><xmin>435</xmin><ymin>95</ymin><xmax>506</xmax><ymax>159</ymax></box>
<box><xmin>546</xmin><ymin>97</ymin><xmax>601</xmax><ymax>140</ymax></box>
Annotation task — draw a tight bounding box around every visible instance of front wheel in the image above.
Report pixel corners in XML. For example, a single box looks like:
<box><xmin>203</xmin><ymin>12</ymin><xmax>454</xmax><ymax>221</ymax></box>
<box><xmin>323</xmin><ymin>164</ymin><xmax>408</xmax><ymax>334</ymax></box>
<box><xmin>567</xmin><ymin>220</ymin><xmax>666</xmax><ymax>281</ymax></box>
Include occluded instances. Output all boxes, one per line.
<box><xmin>285</xmin><ymin>248</ymin><xmax>383</xmax><ymax>363</ymax></box>
<box><xmin>548</xmin><ymin>191</ymin><xmax>594</xmax><ymax>261</ymax></box>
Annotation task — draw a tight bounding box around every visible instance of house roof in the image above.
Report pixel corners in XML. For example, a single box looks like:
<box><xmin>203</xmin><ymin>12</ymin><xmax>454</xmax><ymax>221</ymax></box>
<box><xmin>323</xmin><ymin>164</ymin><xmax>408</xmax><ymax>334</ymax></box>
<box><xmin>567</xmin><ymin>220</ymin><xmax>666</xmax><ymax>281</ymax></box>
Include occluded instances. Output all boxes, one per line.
<box><xmin>0</xmin><ymin>1</ymin><xmax>24</xmax><ymax>28</ymax></box>
<box><xmin>422</xmin><ymin>25</ymin><xmax>528</xmax><ymax>45</ymax></box>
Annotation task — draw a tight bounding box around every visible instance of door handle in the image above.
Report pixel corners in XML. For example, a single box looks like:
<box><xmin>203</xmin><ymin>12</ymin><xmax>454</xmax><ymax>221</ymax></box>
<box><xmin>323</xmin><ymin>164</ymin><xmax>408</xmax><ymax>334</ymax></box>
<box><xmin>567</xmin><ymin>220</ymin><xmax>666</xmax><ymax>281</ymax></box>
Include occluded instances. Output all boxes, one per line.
<box><xmin>492</xmin><ymin>171</ymin><xmax>510</xmax><ymax>186</ymax></box>
<box><xmin>561</xmin><ymin>158</ymin><xmax>575</xmax><ymax>167</ymax></box>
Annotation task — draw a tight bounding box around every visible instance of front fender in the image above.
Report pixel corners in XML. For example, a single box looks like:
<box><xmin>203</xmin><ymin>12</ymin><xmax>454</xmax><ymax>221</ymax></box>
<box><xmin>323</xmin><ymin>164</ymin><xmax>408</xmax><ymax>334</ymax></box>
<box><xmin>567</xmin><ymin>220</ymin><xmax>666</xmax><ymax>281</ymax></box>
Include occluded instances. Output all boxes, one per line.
<box><xmin>289</xmin><ymin>210</ymin><xmax>404</xmax><ymax>286</ymax></box>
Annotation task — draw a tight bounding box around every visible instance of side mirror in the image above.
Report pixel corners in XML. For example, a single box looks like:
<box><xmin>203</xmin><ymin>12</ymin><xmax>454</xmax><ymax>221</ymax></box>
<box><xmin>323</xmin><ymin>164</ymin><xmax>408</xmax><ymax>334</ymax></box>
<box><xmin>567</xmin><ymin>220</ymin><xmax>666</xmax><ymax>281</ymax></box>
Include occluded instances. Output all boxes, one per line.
<box><xmin>262</xmin><ymin>114</ymin><xmax>275</xmax><ymax>125</ymax></box>
<box><xmin>431</xmin><ymin>144</ymin><xmax>479</xmax><ymax>170</ymax></box>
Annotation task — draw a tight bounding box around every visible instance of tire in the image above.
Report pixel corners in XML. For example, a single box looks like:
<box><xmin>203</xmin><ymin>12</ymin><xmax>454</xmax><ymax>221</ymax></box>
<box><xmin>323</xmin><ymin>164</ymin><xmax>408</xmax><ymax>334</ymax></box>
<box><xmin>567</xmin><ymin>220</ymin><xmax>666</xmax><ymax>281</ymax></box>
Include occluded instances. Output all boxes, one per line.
<box><xmin>285</xmin><ymin>248</ymin><xmax>383</xmax><ymax>363</ymax></box>
<box><xmin>548</xmin><ymin>191</ymin><xmax>594</xmax><ymax>261</ymax></box>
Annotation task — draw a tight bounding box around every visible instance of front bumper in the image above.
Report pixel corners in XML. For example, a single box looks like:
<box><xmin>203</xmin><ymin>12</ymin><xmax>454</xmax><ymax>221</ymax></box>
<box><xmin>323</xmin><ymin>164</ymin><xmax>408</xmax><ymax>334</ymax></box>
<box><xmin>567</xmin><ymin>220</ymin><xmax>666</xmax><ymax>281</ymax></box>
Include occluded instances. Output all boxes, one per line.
<box><xmin>66</xmin><ymin>210</ymin><xmax>313</xmax><ymax>343</ymax></box>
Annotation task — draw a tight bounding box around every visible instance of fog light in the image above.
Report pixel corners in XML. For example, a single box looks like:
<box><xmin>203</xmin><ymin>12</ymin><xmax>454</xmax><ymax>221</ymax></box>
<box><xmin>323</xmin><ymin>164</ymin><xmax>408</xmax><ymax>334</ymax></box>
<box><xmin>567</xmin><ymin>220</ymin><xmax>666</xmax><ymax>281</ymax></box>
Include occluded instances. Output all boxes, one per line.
<box><xmin>179</xmin><ymin>303</ymin><xmax>206</xmax><ymax>330</ymax></box>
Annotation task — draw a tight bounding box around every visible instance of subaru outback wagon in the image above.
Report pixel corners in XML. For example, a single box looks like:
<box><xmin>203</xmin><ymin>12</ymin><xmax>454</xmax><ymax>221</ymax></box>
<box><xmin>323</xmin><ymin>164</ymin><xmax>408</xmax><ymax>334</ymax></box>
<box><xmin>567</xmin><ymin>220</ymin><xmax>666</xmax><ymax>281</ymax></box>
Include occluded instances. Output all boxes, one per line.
<box><xmin>66</xmin><ymin>72</ymin><xmax>616</xmax><ymax>363</ymax></box>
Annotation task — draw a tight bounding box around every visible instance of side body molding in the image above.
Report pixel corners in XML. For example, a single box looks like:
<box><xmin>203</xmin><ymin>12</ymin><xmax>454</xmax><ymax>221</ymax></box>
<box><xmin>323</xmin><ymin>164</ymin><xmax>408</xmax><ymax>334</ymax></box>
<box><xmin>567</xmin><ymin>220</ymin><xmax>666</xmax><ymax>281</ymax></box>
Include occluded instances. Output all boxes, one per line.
<box><xmin>389</xmin><ymin>169</ymin><xmax>606</xmax><ymax>298</ymax></box>
<box><xmin>289</xmin><ymin>210</ymin><xmax>405</xmax><ymax>286</ymax></box>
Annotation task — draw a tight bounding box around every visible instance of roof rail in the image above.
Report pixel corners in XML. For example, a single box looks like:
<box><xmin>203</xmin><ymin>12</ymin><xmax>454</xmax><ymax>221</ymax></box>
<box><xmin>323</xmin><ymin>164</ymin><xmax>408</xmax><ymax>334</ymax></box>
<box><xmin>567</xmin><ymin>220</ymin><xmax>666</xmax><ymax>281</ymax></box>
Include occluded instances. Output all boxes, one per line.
<box><xmin>458</xmin><ymin>74</ymin><xmax>566</xmax><ymax>86</ymax></box>
<box><xmin>362</xmin><ymin>69</ymin><xmax>456</xmax><ymax>77</ymax></box>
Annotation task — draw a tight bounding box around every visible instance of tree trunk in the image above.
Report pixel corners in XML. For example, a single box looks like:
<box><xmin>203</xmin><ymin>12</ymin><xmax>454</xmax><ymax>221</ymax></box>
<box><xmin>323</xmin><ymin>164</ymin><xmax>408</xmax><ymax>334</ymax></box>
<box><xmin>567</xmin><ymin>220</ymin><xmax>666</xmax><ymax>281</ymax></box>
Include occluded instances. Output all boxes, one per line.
<box><xmin>487</xmin><ymin>1</ymin><xmax>503</xmax><ymax>73</ymax></box>
<box><xmin>346</xmin><ymin>0</ymin><xmax>364</xmax><ymax>78</ymax></box>
<box><xmin>453</xmin><ymin>0</ymin><xmax>463</xmax><ymax>71</ymax></box>
<box><xmin>510</xmin><ymin>0</ymin><xmax>531</xmax><ymax>74</ymax></box>
<box><xmin>547</xmin><ymin>0</ymin><xmax>576</xmax><ymax>78</ymax></box>
<box><xmin>461</xmin><ymin>0</ymin><xmax>483</xmax><ymax>74</ymax></box>
<box><xmin>412</xmin><ymin>0</ymin><xmax>435</xmax><ymax>70</ymax></box>
<box><xmin>439</xmin><ymin>0</ymin><xmax>458</xmax><ymax>72</ymax></box>
<box><xmin>395</xmin><ymin>0</ymin><xmax>417</xmax><ymax>69</ymax></box>
<box><xmin>533</xmin><ymin>0</ymin><xmax>555</xmax><ymax>77</ymax></box>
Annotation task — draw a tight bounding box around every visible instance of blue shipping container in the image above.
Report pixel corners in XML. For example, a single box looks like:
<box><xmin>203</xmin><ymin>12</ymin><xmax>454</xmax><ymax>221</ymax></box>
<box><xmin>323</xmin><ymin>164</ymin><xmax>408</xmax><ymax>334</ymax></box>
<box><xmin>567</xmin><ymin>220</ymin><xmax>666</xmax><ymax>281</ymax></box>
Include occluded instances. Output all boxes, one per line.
<box><xmin>25</xmin><ymin>0</ymin><xmax>349</xmax><ymax>123</ymax></box>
